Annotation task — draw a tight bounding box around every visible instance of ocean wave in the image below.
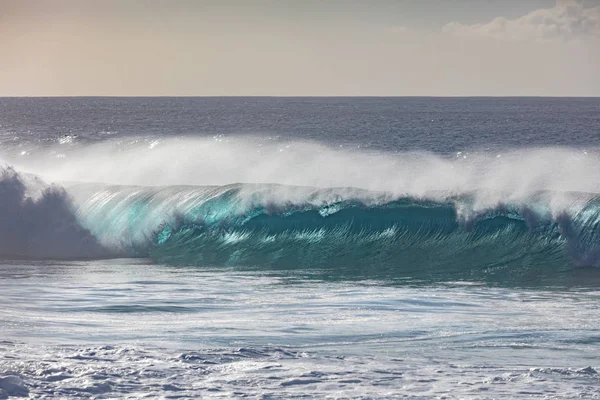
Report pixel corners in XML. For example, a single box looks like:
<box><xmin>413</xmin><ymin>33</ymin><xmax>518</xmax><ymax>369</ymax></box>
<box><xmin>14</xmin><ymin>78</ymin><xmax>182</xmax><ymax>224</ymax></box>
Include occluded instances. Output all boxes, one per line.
<box><xmin>3</xmin><ymin>139</ymin><xmax>600</xmax><ymax>282</ymax></box>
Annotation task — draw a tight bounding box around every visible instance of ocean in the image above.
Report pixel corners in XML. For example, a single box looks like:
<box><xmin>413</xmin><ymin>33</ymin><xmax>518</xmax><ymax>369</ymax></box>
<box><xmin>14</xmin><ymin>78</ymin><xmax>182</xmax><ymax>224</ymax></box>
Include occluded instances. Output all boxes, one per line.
<box><xmin>1</xmin><ymin>97</ymin><xmax>600</xmax><ymax>399</ymax></box>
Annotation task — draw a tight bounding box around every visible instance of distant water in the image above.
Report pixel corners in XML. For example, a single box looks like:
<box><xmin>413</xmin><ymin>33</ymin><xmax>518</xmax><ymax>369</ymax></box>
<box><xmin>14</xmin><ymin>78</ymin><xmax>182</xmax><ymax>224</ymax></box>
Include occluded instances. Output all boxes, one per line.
<box><xmin>1</xmin><ymin>97</ymin><xmax>600</xmax><ymax>399</ymax></box>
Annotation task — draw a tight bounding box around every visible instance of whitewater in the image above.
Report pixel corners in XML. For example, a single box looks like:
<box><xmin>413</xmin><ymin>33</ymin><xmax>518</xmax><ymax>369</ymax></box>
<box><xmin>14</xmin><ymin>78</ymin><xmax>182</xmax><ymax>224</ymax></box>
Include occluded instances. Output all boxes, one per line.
<box><xmin>1</xmin><ymin>97</ymin><xmax>599</xmax><ymax>399</ymax></box>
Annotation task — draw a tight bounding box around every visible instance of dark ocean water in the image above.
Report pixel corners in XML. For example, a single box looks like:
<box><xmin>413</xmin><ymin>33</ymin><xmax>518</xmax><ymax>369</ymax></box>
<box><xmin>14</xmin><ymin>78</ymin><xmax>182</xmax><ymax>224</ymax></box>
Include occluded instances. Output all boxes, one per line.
<box><xmin>0</xmin><ymin>97</ymin><xmax>599</xmax><ymax>399</ymax></box>
<box><xmin>2</xmin><ymin>97</ymin><xmax>599</xmax><ymax>152</ymax></box>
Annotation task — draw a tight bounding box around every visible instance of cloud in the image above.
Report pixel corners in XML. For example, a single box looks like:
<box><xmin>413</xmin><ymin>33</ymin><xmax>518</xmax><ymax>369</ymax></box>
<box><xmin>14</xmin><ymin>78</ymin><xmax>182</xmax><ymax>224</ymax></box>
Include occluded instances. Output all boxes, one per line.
<box><xmin>442</xmin><ymin>0</ymin><xmax>600</xmax><ymax>41</ymax></box>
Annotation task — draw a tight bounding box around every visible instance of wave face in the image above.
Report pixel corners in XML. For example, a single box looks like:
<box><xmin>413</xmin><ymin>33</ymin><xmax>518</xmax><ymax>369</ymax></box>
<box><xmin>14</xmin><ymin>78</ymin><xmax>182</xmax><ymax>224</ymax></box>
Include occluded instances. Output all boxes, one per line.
<box><xmin>62</xmin><ymin>180</ymin><xmax>600</xmax><ymax>283</ymax></box>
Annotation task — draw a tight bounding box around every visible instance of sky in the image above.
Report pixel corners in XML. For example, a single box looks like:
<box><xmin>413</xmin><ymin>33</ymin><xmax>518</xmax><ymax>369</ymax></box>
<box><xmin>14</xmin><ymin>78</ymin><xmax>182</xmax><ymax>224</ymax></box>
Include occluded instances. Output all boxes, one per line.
<box><xmin>0</xmin><ymin>0</ymin><xmax>599</xmax><ymax>96</ymax></box>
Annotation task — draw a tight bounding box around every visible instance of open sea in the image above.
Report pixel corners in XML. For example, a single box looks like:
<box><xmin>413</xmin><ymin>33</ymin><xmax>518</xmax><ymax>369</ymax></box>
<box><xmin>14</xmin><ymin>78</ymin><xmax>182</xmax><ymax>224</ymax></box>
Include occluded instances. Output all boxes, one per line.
<box><xmin>1</xmin><ymin>97</ymin><xmax>600</xmax><ymax>399</ymax></box>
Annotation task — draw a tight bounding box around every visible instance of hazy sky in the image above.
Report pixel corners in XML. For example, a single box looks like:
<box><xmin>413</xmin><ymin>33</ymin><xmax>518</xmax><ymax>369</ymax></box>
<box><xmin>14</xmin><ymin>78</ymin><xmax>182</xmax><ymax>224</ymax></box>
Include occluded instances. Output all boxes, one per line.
<box><xmin>1</xmin><ymin>0</ymin><xmax>599</xmax><ymax>96</ymax></box>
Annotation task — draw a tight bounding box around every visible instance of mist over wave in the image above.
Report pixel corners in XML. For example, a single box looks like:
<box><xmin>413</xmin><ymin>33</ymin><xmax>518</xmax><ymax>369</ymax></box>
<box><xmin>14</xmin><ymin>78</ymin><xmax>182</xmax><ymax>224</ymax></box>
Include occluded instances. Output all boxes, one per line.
<box><xmin>5</xmin><ymin>137</ymin><xmax>600</xmax><ymax>201</ymax></box>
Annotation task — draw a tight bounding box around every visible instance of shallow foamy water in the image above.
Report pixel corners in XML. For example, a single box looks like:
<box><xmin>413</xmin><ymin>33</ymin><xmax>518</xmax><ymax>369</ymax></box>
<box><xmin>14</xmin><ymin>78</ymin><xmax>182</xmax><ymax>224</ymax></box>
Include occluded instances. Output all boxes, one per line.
<box><xmin>1</xmin><ymin>260</ymin><xmax>599</xmax><ymax>399</ymax></box>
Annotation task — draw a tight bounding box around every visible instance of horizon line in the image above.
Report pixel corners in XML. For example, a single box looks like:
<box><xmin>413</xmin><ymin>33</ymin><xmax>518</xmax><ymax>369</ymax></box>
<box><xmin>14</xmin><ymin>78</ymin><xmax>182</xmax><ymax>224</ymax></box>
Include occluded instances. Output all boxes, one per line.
<box><xmin>1</xmin><ymin>95</ymin><xmax>600</xmax><ymax>99</ymax></box>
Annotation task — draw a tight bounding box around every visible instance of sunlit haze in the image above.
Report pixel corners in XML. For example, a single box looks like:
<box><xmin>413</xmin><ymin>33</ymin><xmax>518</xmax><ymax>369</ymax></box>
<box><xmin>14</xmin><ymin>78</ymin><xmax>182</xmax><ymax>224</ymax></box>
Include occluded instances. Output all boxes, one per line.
<box><xmin>1</xmin><ymin>0</ymin><xmax>599</xmax><ymax>96</ymax></box>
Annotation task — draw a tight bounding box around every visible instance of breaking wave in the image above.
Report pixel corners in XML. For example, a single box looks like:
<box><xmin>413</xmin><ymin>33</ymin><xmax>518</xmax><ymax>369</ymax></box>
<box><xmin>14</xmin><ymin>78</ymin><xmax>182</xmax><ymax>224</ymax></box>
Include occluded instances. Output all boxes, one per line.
<box><xmin>3</xmin><ymin>138</ymin><xmax>600</xmax><ymax>283</ymax></box>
